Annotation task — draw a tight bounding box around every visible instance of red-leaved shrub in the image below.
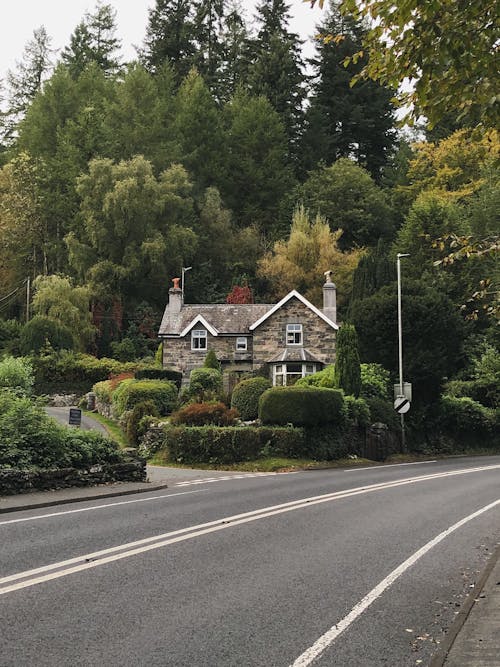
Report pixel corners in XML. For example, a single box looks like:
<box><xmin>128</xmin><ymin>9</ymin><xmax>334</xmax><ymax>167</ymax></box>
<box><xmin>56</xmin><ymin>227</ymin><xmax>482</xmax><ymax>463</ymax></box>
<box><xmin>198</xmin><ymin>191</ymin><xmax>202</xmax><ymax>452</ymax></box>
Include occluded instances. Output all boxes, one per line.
<box><xmin>170</xmin><ymin>402</ymin><xmax>239</xmax><ymax>426</ymax></box>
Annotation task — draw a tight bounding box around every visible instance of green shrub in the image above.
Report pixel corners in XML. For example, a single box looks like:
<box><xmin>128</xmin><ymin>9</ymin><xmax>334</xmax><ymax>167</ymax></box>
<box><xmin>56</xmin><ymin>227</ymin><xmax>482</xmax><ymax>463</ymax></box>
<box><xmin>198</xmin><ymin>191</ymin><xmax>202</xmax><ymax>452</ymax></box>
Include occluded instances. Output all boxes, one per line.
<box><xmin>124</xmin><ymin>400</ymin><xmax>159</xmax><ymax>445</ymax></box>
<box><xmin>303</xmin><ymin>425</ymin><xmax>359</xmax><ymax>460</ymax></box>
<box><xmin>231</xmin><ymin>377</ymin><xmax>271</xmax><ymax>420</ymax></box>
<box><xmin>20</xmin><ymin>316</ymin><xmax>74</xmax><ymax>354</ymax></box>
<box><xmin>112</xmin><ymin>379</ymin><xmax>178</xmax><ymax>417</ymax></box>
<box><xmin>0</xmin><ymin>318</ymin><xmax>22</xmax><ymax>354</ymax></box>
<box><xmin>0</xmin><ymin>392</ymin><xmax>121</xmax><ymax>469</ymax></box>
<box><xmin>30</xmin><ymin>350</ymin><xmax>140</xmax><ymax>393</ymax></box>
<box><xmin>257</xmin><ymin>426</ymin><xmax>306</xmax><ymax>458</ymax></box>
<box><xmin>360</xmin><ymin>363</ymin><xmax>391</xmax><ymax>400</ymax></box>
<box><xmin>259</xmin><ymin>386</ymin><xmax>346</xmax><ymax>427</ymax></box>
<box><xmin>344</xmin><ymin>395</ymin><xmax>371</xmax><ymax>428</ymax></box>
<box><xmin>295</xmin><ymin>365</ymin><xmax>335</xmax><ymax>388</ymax></box>
<box><xmin>93</xmin><ymin>380</ymin><xmax>114</xmax><ymax>404</ymax></box>
<box><xmin>364</xmin><ymin>396</ymin><xmax>400</xmax><ymax>430</ymax></box>
<box><xmin>184</xmin><ymin>367</ymin><xmax>223</xmax><ymax>402</ymax></box>
<box><xmin>110</xmin><ymin>338</ymin><xmax>137</xmax><ymax>361</ymax></box>
<box><xmin>439</xmin><ymin>395</ymin><xmax>496</xmax><ymax>436</ymax></box>
<box><xmin>171</xmin><ymin>401</ymin><xmax>238</xmax><ymax>426</ymax></box>
<box><xmin>204</xmin><ymin>350</ymin><xmax>221</xmax><ymax>371</ymax></box>
<box><xmin>0</xmin><ymin>356</ymin><xmax>34</xmax><ymax>395</ymax></box>
<box><xmin>135</xmin><ymin>368</ymin><xmax>182</xmax><ymax>389</ymax></box>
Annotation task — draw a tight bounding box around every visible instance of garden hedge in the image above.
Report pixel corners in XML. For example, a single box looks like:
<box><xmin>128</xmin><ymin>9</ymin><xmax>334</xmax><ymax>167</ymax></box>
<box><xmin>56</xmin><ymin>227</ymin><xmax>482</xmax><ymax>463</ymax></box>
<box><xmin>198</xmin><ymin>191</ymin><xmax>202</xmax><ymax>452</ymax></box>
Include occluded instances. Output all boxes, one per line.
<box><xmin>230</xmin><ymin>377</ymin><xmax>271</xmax><ymax>420</ymax></box>
<box><xmin>112</xmin><ymin>378</ymin><xmax>178</xmax><ymax>417</ymax></box>
<box><xmin>135</xmin><ymin>368</ymin><xmax>182</xmax><ymax>389</ymax></box>
<box><xmin>259</xmin><ymin>386</ymin><xmax>346</xmax><ymax>426</ymax></box>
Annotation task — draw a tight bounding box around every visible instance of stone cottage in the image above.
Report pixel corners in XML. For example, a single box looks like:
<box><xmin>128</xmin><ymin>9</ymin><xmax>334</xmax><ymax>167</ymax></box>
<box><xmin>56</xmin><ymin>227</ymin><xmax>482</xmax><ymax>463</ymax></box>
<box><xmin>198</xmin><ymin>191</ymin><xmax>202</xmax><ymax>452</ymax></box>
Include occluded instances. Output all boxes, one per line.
<box><xmin>158</xmin><ymin>273</ymin><xmax>339</xmax><ymax>388</ymax></box>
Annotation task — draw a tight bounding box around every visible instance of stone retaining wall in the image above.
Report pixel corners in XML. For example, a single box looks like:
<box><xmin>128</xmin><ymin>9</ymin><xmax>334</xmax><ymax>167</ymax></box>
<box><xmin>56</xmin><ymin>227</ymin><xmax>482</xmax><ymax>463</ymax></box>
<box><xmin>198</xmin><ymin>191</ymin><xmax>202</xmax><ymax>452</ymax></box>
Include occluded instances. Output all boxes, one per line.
<box><xmin>0</xmin><ymin>459</ymin><xmax>146</xmax><ymax>495</ymax></box>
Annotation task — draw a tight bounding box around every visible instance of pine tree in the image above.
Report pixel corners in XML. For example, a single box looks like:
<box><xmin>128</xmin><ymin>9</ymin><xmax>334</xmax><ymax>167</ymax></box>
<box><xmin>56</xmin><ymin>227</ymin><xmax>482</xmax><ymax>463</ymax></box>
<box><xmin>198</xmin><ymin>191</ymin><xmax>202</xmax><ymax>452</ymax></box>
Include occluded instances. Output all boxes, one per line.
<box><xmin>61</xmin><ymin>2</ymin><xmax>121</xmax><ymax>78</ymax></box>
<box><xmin>334</xmin><ymin>323</ymin><xmax>361</xmax><ymax>397</ymax></box>
<box><xmin>246</xmin><ymin>0</ymin><xmax>305</xmax><ymax>157</ymax></box>
<box><xmin>191</xmin><ymin>0</ymin><xmax>225</xmax><ymax>93</ymax></box>
<box><xmin>301</xmin><ymin>3</ymin><xmax>396</xmax><ymax>181</ymax></box>
<box><xmin>140</xmin><ymin>0</ymin><xmax>196</xmax><ymax>81</ymax></box>
<box><xmin>5</xmin><ymin>27</ymin><xmax>54</xmax><ymax>140</ymax></box>
<box><xmin>217</xmin><ymin>3</ymin><xmax>251</xmax><ymax>103</ymax></box>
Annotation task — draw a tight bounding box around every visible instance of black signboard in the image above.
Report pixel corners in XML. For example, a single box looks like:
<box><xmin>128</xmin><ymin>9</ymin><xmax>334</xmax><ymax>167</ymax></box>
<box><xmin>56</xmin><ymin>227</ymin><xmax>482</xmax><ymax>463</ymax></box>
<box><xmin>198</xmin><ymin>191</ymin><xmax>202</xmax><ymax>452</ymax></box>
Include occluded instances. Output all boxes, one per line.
<box><xmin>69</xmin><ymin>408</ymin><xmax>82</xmax><ymax>426</ymax></box>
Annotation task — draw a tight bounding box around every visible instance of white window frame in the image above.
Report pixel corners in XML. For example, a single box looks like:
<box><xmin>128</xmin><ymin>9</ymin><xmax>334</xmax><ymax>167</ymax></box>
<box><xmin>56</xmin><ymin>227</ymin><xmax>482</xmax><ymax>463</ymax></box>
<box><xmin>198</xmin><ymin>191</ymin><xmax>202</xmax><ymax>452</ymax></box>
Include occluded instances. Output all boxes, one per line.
<box><xmin>286</xmin><ymin>323</ymin><xmax>303</xmax><ymax>346</ymax></box>
<box><xmin>272</xmin><ymin>362</ymin><xmax>317</xmax><ymax>386</ymax></box>
<box><xmin>236</xmin><ymin>336</ymin><xmax>248</xmax><ymax>351</ymax></box>
<box><xmin>191</xmin><ymin>329</ymin><xmax>207</xmax><ymax>351</ymax></box>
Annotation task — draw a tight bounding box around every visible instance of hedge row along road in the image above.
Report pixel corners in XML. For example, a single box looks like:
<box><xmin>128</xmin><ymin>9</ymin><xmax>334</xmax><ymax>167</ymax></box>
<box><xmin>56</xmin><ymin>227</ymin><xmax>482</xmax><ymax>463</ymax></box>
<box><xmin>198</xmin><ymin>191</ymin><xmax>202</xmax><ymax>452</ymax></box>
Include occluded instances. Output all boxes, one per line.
<box><xmin>1</xmin><ymin>456</ymin><xmax>499</xmax><ymax>665</ymax></box>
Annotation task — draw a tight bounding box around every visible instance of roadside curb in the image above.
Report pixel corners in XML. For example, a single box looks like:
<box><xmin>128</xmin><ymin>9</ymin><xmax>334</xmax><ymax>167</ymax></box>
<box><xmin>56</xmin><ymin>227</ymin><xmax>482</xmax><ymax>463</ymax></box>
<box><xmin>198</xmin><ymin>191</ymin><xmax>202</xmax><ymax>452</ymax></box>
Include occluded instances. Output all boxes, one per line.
<box><xmin>0</xmin><ymin>483</ymin><xmax>170</xmax><ymax>515</ymax></box>
<box><xmin>429</xmin><ymin>542</ymin><xmax>500</xmax><ymax>667</ymax></box>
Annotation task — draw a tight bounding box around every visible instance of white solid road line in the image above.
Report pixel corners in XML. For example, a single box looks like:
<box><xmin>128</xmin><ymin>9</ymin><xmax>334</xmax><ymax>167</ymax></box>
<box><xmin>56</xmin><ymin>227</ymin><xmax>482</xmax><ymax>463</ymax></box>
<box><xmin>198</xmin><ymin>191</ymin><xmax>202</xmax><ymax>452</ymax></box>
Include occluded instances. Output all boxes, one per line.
<box><xmin>344</xmin><ymin>460</ymin><xmax>437</xmax><ymax>472</ymax></box>
<box><xmin>1</xmin><ymin>463</ymin><xmax>499</xmax><ymax>596</ymax></box>
<box><xmin>0</xmin><ymin>490</ymin><xmax>204</xmax><ymax>526</ymax></box>
<box><xmin>289</xmin><ymin>498</ymin><xmax>500</xmax><ymax>667</ymax></box>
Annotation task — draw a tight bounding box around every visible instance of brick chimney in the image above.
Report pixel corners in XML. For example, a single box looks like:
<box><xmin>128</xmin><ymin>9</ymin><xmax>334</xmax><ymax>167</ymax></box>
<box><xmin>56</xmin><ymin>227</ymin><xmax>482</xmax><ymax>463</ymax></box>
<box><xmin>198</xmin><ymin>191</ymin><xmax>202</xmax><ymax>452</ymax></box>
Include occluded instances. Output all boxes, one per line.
<box><xmin>168</xmin><ymin>277</ymin><xmax>183</xmax><ymax>314</ymax></box>
<box><xmin>322</xmin><ymin>271</ymin><xmax>337</xmax><ymax>324</ymax></box>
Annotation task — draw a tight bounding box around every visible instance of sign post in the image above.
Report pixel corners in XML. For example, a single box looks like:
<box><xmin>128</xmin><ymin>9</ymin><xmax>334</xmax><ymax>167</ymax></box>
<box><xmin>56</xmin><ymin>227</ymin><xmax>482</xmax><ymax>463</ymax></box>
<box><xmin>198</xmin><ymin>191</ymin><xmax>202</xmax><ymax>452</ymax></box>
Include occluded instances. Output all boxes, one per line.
<box><xmin>68</xmin><ymin>408</ymin><xmax>82</xmax><ymax>427</ymax></box>
<box><xmin>396</xmin><ymin>253</ymin><xmax>410</xmax><ymax>452</ymax></box>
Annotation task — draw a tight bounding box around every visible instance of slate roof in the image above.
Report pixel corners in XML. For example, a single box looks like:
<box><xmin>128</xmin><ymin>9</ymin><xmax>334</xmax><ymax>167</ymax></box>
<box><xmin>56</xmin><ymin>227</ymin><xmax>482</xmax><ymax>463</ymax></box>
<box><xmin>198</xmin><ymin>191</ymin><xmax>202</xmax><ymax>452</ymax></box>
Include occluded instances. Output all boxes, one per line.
<box><xmin>159</xmin><ymin>303</ymin><xmax>273</xmax><ymax>337</ymax></box>
<box><xmin>266</xmin><ymin>348</ymin><xmax>323</xmax><ymax>363</ymax></box>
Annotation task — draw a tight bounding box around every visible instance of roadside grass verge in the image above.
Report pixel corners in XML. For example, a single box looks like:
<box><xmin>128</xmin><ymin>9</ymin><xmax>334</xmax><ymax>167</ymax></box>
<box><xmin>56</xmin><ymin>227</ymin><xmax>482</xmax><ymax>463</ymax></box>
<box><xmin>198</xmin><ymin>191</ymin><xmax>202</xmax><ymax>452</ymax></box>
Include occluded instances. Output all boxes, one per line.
<box><xmin>148</xmin><ymin>455</ymin><xmax>376</xmax><ymax>473</ymax></box>
<box><xmin>83</xmin><ymin>410</ymin><xmax>129</xmax><ymax>448</ymax></box>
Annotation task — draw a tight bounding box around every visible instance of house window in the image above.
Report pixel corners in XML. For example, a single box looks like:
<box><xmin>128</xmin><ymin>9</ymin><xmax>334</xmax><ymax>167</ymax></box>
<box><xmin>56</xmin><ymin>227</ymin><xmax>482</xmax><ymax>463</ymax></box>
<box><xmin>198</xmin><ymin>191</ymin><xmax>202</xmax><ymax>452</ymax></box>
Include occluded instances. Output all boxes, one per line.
<box><xmin>286</xmin><ymin>323</ymin><xmax>302</xmax><ymax>345</ymax></box>
<box><xmin>191</xmin><ymin>329</ymin><xmax>207</xmax><ymax>350</ymax></box>
<box><xmin>236</xmin><ymin>337</ymin><xmax>248</xmax><ymax>351</ymax></box>
<box><xmin>272</xmin><ymin>363</ymin><xmax>318</xmax><ymax>386</ymax></box>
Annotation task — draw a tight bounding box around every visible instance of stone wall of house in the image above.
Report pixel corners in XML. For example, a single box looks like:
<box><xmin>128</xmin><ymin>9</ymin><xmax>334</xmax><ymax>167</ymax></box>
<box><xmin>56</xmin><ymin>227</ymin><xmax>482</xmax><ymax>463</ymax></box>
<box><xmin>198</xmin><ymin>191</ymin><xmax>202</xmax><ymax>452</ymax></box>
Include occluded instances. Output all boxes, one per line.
<box><xmin>163</xmin><ymin>333</ymin><xmax>254</xmax><ymax>382</ymax></box>
<box><xmin>252</xmin><ymin>298</ymin><xmax>336</xmax><ymax>369</ymax></box>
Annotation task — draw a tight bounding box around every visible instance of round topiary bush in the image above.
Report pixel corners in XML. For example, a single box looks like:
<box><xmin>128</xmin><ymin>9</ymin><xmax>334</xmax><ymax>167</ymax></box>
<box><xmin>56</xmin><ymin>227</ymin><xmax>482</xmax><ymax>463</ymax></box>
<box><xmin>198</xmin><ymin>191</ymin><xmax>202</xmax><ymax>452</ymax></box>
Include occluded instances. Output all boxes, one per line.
<box><xmin>231</xmin><ymin>377</ymin><xmax>271</xmax><ymax>420</ymax></box>
<box><xmin>183</xmin><ymin>367</ymin><xmax>223</xmax><ymax>402</ymax></box>
<box><xmin>259</xmin><ymin>386</ymin><xmax>346</xmax><ymax>427</ymax></box>
<box><xmin>112</xmin><ymin>379</ymin><xmax>178</xmax><ymax>417</ymax></box>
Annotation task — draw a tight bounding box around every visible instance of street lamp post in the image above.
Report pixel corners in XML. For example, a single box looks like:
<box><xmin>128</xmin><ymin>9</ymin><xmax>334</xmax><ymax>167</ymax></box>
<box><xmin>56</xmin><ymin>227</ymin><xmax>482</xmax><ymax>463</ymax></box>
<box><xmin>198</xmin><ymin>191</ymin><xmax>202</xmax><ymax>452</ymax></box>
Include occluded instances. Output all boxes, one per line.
<box><xmin>397</xmin><ymin>253</ymin><xmax>410</xmax><ymax>452</ymax></box>
<box><xmin>181</xmin><ymin>266</ymin><xmax>192</xmax><ymax>298</ymax></box>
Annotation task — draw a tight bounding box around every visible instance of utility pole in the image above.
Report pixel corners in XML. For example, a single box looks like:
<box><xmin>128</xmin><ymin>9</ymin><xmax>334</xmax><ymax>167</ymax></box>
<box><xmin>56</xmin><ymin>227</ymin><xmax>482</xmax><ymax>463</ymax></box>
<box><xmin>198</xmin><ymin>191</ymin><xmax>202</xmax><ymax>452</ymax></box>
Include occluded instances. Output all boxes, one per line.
<box><xmin>397</xmin><ymin>253</ymin><xmax>410</xmax><ymax>452</ymax></box>
<box><xmin>26</xmin><ymin>276</ymin><xmax>31</xmax><ymax>324</ymax></box>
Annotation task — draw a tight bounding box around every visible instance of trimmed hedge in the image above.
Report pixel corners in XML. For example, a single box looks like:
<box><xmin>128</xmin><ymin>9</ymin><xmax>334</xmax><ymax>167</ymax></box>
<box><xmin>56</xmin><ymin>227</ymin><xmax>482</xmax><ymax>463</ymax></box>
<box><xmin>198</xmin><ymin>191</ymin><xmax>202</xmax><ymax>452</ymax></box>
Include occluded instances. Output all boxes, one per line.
<box><xmin>112</xmin><ymin>379</ymin><xmax>178</xmax><ymax>417</ymax></box>
<box><xmin>161</xmin><ymin>425</ymin><xmax>306</xmax><ymax>464</ymax></box>
<box><xmin>259</xmin><ymin>386</ymin><xmax>346</xmax><ymax>427</ymax></box>
<box><xmin>135</xmin><ymin>368</ymin><xmax>182</xmax><ymax>389</ymax></box>
<box><xmin>231</xmin><ymin>377</ymin><xmax>271</xmax><ymax>420</ymax></box>
<box><xmin>183</xmin><ymin>367</ymin><xmax>223</xmax><ymax>402</ymax></box>
<box><xmin>439</xmin><ymin>395</ymin><xmax>497</xmax><ymax>438</ymax></box>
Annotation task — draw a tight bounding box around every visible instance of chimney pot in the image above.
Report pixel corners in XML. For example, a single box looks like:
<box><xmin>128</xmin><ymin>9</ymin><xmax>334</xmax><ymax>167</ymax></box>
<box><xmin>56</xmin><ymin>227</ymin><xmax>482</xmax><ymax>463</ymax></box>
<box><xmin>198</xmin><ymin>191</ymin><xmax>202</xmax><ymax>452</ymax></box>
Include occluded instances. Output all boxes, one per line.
<box><xmin>169</xmin><ymin>278</ymin><xmax>183</xmax><ymax>313</ymax></box>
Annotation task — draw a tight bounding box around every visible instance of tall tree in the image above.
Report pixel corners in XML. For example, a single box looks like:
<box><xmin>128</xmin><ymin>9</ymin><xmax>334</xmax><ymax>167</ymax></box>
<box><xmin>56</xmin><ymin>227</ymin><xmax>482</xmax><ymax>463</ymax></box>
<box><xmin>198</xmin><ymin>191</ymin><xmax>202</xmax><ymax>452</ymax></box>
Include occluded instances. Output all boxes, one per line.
<box><xmin>191</xmin><ymin>0</ymin><xmax>225</xmax><ymax>93</ymax></box>
<box><xmin>334</xmin><ymin>323</ymin><xmax>361</xmax><ymax>397</ymax></box>
<box><xmin>61</xmin><ymin>2</ymin><xmax>122</xmax><ymax>77</ymax></box>
<box><xmin>4</xmin><ymin>27</ymin><xmax>54</xmax><ymax>142</ymax></box>
<box><xmin>257</xmin><ymin>204</ymin><xmax>363</xmax><ymax>313</ymax></box>
<box><xmin>221</xmin><ymin>91</ymin><xmax>294</xmax><ymax>235</ymax></box>
<box><xmin>302</xmin><ymin>3</ymin><xmax>396</xmax><ymax>181</ymax></box>
<box><xmin>140</xmin><ymin>0</ymin><xmax>196</xmax><ymax>81</ymax></box>
<box><xmin>217</xmin><ymin>3</ymin><xmax>251</xmax><ymax>103</ymax></box>
<box><xmin>311</xmin><ymin>0</ymin><xmax>499</xmax><ymax>128</ymax></box>
<box><xmin>298</xmin><ymin>158</ymin><xmax>394</xmax><ymax>250</ymax></box>
<box><xmin>246</xmin><ymin>0</ymin><xmax>305</xmax><ymax>156</ymax></box>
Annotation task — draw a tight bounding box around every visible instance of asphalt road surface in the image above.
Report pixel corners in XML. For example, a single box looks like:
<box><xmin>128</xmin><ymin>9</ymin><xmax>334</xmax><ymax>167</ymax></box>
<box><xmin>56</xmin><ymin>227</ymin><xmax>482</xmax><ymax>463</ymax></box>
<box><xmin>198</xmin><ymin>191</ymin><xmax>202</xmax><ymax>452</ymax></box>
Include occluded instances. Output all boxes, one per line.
<box><xmin>1</xmin><ymin>456</ymin><xmax>499</xmax><ymax>666</ymax></box>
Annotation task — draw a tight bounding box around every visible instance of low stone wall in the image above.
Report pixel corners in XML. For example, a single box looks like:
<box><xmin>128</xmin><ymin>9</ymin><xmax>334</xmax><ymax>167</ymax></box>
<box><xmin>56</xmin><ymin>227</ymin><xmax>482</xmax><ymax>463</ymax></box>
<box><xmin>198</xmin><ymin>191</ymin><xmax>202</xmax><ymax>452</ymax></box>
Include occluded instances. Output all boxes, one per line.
<box><xmin>0</xmin><ymin>458</ymin><xmax>147</xmax><ymax>495</ymax></box>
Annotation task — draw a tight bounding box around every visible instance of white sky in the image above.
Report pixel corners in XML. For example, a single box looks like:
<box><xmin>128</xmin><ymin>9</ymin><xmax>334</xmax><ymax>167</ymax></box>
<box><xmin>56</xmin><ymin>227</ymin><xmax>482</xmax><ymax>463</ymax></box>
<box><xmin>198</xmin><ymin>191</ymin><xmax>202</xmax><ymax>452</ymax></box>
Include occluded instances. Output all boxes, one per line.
<box><xmin>0</xmin><ymin>1</ymin><xmax>323</xmax><ymax>81</ymax></box>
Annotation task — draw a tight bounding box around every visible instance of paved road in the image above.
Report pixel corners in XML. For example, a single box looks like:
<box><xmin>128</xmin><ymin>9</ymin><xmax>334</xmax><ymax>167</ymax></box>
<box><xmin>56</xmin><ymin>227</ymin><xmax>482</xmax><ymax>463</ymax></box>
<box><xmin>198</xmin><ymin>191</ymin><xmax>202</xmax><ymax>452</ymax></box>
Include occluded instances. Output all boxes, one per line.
<box><xmin>1</xmin><ymin>456</ymin><xmax>499</xmax><ymax>666</ymax></box>
<box><xmin>45</xmin><ymin>406</ymin><xmax>109</xmax><ymax>436</ymax></box>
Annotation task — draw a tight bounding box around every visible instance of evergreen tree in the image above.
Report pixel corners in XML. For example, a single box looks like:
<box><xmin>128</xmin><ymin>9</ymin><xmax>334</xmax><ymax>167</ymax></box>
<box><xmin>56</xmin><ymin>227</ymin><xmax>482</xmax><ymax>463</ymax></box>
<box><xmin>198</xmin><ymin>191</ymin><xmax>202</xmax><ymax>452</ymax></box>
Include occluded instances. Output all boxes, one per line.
<box><xmin>61</xmin><ymin>2</ymin><xmax>121</xmax><ymax>78</ymax></box>
<box><xmin>191</xmin><ymin>0</ymin><xmax>225</xmax><ymax>93</ymax></box>
<box><xmin>5</xmin><ymin>27</ymin><xmax>54</xmax><ymax>141</ymax></box>
<box><xmin>301</xmin><ymin>3</ymin><xmax>396</xmax><ymax>181</ymax></box>
<box><xmin>140</xmin><ymin>0</ymin><xmax>196</xmax><ymax>81</ymax></box>
<box><xmin>334</xmin><ymin>323</ymin><xmax>361</xmax><ymax>397</ymax></box>
<box><xmin>217</xmin><ymin>3</ymin><xmax>251</xmax><ymax>103</ymax></box>
<box><xmin>222</xmin><ymin>91</ymin><xmax>294</xmax><ymax>235</ymax></box>
<box><xmin>246</xmin><ymin>0</ymin><xmax>305</xmax><ymax>157</ymax></box>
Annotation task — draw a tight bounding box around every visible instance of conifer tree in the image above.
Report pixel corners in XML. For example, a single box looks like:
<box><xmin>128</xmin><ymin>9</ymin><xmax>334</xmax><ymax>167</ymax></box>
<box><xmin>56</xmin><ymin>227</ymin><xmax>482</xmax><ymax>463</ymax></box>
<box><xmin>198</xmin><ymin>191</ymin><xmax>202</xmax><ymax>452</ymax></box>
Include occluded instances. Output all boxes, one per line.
<box><xmin>334</xmin><ymin>323</ymin><xmax>361</xmax><ymax>397</ymax></box>
<box><xmin>140</xmin><ymin>0</ymin><xmax>196</xmax><ymax>81</ymax></box>
<box><xmin>246</xmin><ymin>0</ymin><xmax>305</xmax><ymax>157</ymax></box>
<box><xmin>191</xmin><ymin>0</ymin><xmax>226</xmax><ymax>93</ymax></box>
<box><xmin>217</xmin><ymin>3</ymin><xmax>251</xmax><ymax>102</ymax></box>
<box><xmin>301</xmin><ymin>3</ymin><xmax>396</xmax><ymax>181</ymax></box>
<box><xmin>61</xmin><ymin>3</ymin><xmax>121</xmax><ymax>78</ymax></box>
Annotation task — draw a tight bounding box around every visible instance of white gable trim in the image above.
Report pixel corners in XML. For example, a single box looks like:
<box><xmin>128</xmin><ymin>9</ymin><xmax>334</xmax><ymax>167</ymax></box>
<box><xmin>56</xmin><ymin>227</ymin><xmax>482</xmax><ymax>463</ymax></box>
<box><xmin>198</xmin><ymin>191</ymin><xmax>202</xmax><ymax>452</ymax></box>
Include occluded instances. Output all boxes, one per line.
<box><xmin>249</xmin><ymin>290</ymin><xmax>338</xmax><ymax>331</ymax></box>
<box><xmin>179</xmin><ymin>315</ymin><xmax>219</xmax><ymax>337</ymax></box>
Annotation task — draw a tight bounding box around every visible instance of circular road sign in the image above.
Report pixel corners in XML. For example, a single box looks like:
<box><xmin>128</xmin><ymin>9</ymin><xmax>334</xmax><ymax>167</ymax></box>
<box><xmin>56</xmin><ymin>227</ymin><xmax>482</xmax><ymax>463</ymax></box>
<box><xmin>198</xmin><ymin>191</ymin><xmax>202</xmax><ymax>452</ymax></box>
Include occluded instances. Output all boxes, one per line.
<box><xmin>394</xmin><ymin>396</ymin><xmax>411</xmax><ymax>414</ymax></box>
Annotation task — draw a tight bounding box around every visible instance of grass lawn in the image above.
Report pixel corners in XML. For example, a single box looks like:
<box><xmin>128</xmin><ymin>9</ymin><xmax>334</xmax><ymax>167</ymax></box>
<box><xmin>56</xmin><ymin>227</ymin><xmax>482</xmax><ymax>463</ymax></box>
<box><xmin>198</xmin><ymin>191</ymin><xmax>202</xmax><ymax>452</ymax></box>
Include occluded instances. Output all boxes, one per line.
<box><xmin>83</xmin><ymin>410</ymin><xmax>129</xmax><ymax>448</ymax></box>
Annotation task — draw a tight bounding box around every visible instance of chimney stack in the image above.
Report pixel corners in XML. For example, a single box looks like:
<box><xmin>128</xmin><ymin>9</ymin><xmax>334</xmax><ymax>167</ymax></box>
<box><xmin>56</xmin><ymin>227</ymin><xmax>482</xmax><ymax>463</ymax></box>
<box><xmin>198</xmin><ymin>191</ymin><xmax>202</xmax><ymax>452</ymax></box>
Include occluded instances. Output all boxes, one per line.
<box><xmin>323</xmin><ymin>271</ymin><xmax>337</xmax><ymax>324</ymax></box>
<box><xmin>168</xmin><ymin>277</ymin><xmax>183</xmax><ymax>314</ymax></box>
